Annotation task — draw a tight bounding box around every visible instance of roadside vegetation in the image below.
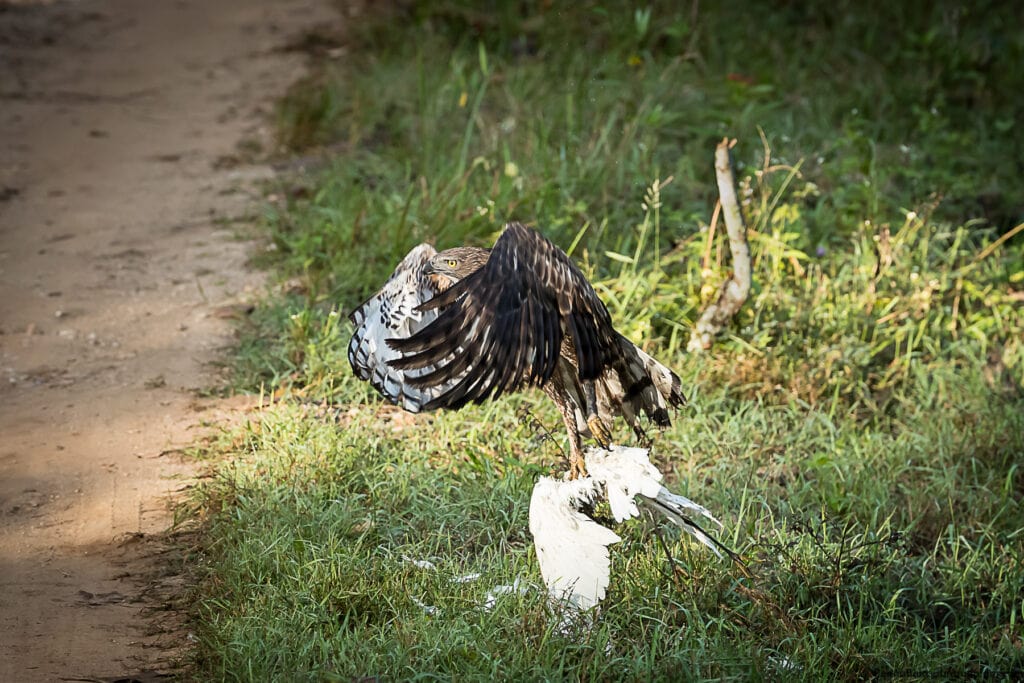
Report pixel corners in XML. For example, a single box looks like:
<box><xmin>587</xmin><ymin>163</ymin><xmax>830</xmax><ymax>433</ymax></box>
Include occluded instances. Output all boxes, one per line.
<box><xmin>191</xmin><ymin>1</ymin><xmax>1023</xmax><ymax>679</ymax></box>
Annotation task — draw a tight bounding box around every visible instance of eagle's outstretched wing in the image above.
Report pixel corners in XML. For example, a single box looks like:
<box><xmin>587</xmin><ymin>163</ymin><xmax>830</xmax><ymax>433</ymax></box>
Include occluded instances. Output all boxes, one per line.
<box><xmin>386</xmin><ymin>222</ymin><xmax>617</xmax><ymax>410</ymax></box>
<box><xmin>347</xmin><ymin>244</ymin><xmax>462</xmax><ymax>412</ymax></box>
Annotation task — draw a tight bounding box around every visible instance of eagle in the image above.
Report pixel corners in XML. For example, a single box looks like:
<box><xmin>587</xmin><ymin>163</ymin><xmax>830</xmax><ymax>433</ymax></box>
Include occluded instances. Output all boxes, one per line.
<box><xmin>347</xmin><ymin>221</ymin><xmax>685</xmax><ymax>478</ymax></box>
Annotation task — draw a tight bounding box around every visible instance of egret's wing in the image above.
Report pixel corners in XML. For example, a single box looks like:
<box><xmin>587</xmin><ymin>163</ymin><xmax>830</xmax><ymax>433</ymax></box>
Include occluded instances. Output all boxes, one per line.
<box><xmin>586</xmin><ymin>446</ymin><xmax>725</xmax><ymax>558</ymax></box>
<box><xmin>585</xmin><ymin>446</ymin><xmax>663</xmax><ymax>522</ymax></box>
<box><xmin>348</xmin><ymin>244</ymin><xmax>461</xmax><ymax>412</ymax></box>
<box><xmin>529</xmin><ymin>477</ymin><xmax>620</xmax><ymax>610</ymax></box>
<box><xmin>387</xmin><ymin>222</ymin><xmax>617</xmax><ymax>409</ymax></box>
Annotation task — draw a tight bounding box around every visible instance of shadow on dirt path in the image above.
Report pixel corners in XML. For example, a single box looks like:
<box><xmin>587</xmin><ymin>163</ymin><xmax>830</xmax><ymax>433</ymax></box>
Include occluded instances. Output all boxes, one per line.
<box><xmin>0</xmin><ymin>0</ymin><xmax>336</xmax><ymax>679</ymax></box>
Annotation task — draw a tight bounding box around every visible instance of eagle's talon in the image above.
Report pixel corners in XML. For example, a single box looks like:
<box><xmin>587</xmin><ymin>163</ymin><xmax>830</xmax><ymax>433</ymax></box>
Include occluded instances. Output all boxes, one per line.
<box><xmin>567</xmin><ymin>455</ymin><xmax>588</xmax><ymax>480</ymax></box>
<box><xmin>587</xmin><ymin>415</ymin><xmax>613</xmax><ymax>450</ymax></box>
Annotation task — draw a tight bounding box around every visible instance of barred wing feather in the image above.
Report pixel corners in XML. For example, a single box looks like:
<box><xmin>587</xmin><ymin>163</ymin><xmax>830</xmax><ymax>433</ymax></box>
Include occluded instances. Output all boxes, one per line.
<box><xmin>347</xmin><ymin>244</ymin><xmax>462</xmax><ymax>412</ymax></box>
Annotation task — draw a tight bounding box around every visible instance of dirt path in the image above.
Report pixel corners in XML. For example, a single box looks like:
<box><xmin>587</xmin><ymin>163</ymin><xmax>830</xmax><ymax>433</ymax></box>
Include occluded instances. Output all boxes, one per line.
<box><xmin>0</xmin><ymin>0</ymin><xmax>335</xmax><ymax>679</ymax></box>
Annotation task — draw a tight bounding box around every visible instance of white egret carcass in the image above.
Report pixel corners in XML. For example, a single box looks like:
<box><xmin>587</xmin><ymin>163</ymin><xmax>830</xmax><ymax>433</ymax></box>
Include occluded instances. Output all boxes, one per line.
<box><xmin>530</xmin><ymin>445</ymin><xmax>727</xmax><ymax>610</ymax></box>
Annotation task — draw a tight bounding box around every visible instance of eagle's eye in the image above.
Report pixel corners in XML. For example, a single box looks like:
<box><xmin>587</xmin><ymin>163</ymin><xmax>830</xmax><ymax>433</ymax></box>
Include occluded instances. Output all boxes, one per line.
<box><xmin>446</xmin><ymin>259</ymin><xmax>458</xmax><ymax>268</ymax></box>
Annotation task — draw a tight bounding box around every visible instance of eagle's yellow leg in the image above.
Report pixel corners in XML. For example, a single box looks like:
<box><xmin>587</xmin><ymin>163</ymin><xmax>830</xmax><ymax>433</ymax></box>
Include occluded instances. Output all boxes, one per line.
<box><xmin>545</xmin><ymin>373</ymin><xmax>611</xmax><ymax>479</ymax></box>
<box><xmin>561</xmin><ymin>410</ymin><xmax>588</xmax><ymax>480</ymax></box>
<box><xmin>552</xmin><ymin>393</ymin><xmax>588</xmax><ymax>479</ymax></box>
<box><xmin>583</xmin><ymin>381</ymin><xmax>613</xmax><ymax>449</ymax></box>
<box><xmin>568</xmin><ymin>451</ymin><xmax>588</xmax><ymax>480</ymax></box>
<box><xmin>587</xmin><ymin>415</ymin><xmax>613</xmax><ymax>449</ymax></box>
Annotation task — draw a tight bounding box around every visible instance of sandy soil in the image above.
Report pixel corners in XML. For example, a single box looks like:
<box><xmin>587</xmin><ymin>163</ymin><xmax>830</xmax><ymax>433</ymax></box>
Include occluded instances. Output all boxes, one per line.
<box><xmin>0</xmin><ymin>0</ymin><xmax>335</xmax><ymax>679</ymax></box>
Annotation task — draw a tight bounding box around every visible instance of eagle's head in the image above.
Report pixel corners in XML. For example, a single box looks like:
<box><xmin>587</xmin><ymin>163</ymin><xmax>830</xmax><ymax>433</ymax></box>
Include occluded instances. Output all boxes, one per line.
<box><xmin>424</xmin><ymin>247</ymin><xmax>490</xmax><ymax>291</ymax></box>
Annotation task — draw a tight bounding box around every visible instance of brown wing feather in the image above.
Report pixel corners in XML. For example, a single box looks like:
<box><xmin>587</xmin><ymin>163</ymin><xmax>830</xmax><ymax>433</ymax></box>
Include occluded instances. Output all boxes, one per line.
<box><xmin>386</xmin><ymin>222</ymin><xmax>616</xmax><ymax>410</ymax></box>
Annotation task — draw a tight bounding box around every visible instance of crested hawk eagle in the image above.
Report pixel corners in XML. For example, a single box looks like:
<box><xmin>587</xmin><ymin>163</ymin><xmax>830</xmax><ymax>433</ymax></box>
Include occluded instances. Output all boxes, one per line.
<box><xmin>347</xmin><ymin>221</ymin><xmax>684</xmax><ymax>478</ymax></box>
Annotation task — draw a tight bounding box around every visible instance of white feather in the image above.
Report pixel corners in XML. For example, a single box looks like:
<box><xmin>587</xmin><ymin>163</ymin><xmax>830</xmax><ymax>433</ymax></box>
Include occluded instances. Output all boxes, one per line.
<box><xmin>585</xmin><ymin>446</ymin><xmax>719</xmax><ymax>525</ymax></box>
<box><xmin>529</xmin><ymin>445</ymin><xmax>724</xmax><ymax>611</ymax></box>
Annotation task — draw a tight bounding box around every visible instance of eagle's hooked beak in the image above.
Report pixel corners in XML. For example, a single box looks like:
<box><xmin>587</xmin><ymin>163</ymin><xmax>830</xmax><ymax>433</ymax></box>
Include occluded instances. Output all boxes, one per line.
<box><xmin>423</xmin><ymin>259</ymin><xmax>455</xmax><ymax>292</ymax></box>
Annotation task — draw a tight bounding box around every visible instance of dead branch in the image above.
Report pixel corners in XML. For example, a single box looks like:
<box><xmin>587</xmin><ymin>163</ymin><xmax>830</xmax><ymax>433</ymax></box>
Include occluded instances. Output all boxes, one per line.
<box><xmin>688</xmin><ymin>138</ymin><xmax>752</xmax><ymax>352</ymax></box>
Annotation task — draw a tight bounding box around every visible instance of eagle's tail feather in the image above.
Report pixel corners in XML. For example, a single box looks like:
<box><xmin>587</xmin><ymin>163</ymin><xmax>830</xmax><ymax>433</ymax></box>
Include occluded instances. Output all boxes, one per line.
<box><xmin>595</xmin><ymin>335</ymin><xmax>685</xmax><ymax>439</ymax></box>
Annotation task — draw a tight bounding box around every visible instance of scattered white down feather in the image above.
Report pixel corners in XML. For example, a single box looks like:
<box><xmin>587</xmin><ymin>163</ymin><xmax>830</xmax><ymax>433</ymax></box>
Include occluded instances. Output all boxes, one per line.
<box><xmin>530</xmin><ymin>445</ymin><xmax>724</xmax><ymax>610</ymax></box>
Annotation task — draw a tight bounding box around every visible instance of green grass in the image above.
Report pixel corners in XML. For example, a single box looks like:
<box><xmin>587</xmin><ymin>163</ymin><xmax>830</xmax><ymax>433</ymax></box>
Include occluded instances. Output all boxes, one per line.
<box><xmin>191</xmin><ymin>1</ymin><xmax>1024</xmax><ymax>680</ymax></box>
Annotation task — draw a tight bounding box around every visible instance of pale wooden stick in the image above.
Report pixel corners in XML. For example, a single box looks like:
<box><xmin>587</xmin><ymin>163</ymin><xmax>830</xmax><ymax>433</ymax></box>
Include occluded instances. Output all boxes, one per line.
<box><xmin>688</xmin><ymin>138</ymin><xmax>752</xmax><ymax>352</ymax></box>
